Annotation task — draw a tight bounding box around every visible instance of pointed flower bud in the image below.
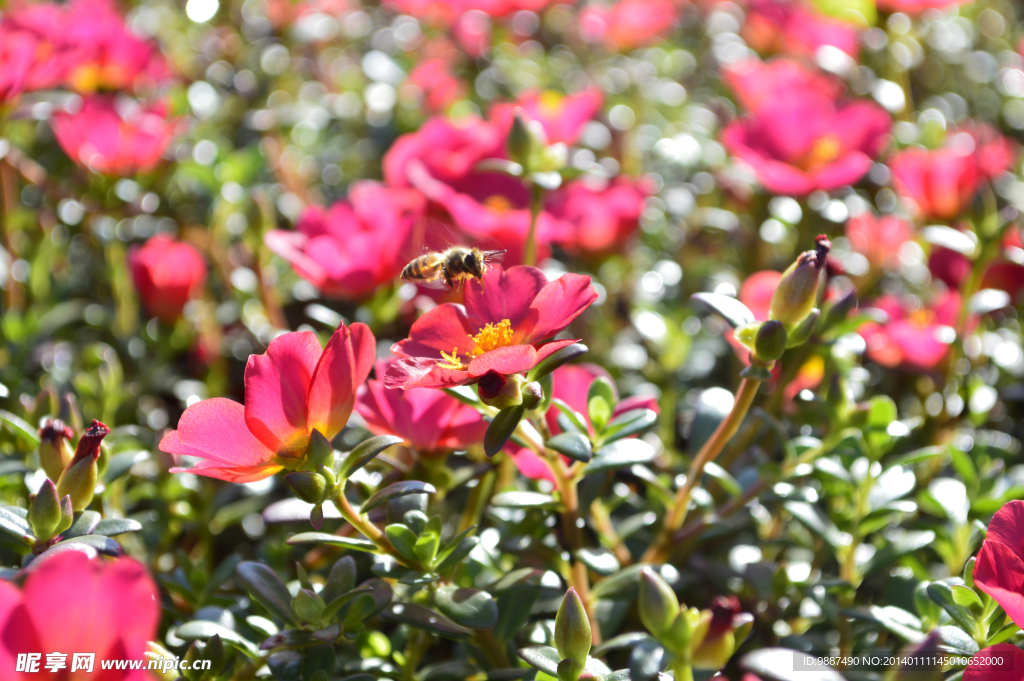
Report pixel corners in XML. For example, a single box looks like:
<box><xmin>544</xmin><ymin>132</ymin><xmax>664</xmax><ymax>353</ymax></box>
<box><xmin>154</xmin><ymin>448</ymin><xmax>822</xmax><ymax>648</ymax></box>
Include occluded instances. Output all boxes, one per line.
<box><xmin>285</xmin><ymin>471</ymin><xmax>328</xmax><ymax>505</ymax></box>
<box><xmin>478</xmin><ymin>370</ymin><xmax>524</xmax><ymax>409</ymax></box>
<box><xmin>554</xmin><ymin>587</ymin><xmax>592</xmax><ymax>667</ymax></box>
<box><xmin>521</xmin><ymin>381</ymin><xmax>544</xmax><ymax>410</ymax></box>
<box><xmin>753</xmin><ymin>320</ymin><xmax>787</xmax><ymax>363</ymax></box>
<box><xmin>28</xmin><ymin>479</ymin><xmax>63</xmax><ymax>541</ymax></box>
<box><xmin>38</xmin><ymin>419</ymin><xmax>74</xmax><ymax>482</ymax></box>
<box><xmin>508</xmin><ymin>109</ymin><xmax>534</xmax><ymax>170</ymax></box>
<box><xmin>639</xmin><ymin>567</ymin><xmax>681</xmax><ymax>640</ymax></box>
<box><xmin>307</xmin><ymin>429</ymin><xmax>334</xmax><ymax>468</ymax></box>
<box><xmin>56</xmin><ymin>420</ymin><xmax>109</xmax><ymax>512</ymax></box>
<box><xmin>557</xmin><ymin>658</ymin><xmax>584</xmax><ymax>681</ymax></box>
<box><xmin>770</xmin><ymin>235</ymin><xmax>831</xmax><ymax>328</ymax></box>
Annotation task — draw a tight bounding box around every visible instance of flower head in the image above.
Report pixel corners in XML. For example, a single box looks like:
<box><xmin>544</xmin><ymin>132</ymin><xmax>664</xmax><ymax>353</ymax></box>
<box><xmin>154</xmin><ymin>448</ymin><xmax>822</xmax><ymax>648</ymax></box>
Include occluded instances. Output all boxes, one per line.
<box><xmin>974</xmin><ymin>500</ymin><xmax>1024</xmax><ymax>631</ymax></box>
<box><xmin>356</xmin><ymin>360</ymin><xmax>488</xmax><ymax>456</ymax></box>
<box><xmin>845</xmin><ymin>212</ymin><xmax>913</xmax><ymax>271</ymax></box>
<box><xmin>129</xmin><ymin>236</ymin><xmax>207</xmax><ymax>323</ymax></box>
<box><xmin>743</xmin><ymin>0</ymin><xmax>862</xmax><ymax>59</ymax></box>
<box><xmin>265</xmin><ymin>182</ymin><xmax>426</xmax><ymax>300</ymax></box>
<box><xmin>858</xmin><ymin>292</ymin><xmax>961</xmax><ymax>370</ymax></box>
<box><xmin>724</xmin><ymin>58</ymin><xmax>844</xmax><ymax>113</ymax></box>
<box><xmin>384</xmin><ymin>265</ymin><xmax>597</xmax><ymax>390</ymax></box>
<box><xmin>579</xmin><ymin>0</ymin><xmax>680</xmax><ymax>51</ymax></box>
<box><xmin>0</xmin><ymin>551</ymin><xmax>158</xmax><ymax>680</ymax></box>
<box><xmin>545</xmin><ymin>177</ymin><xmax>648</xmax><ymax>254</ymax></box>
<box><xmin>161</xmin><ymin>323</ymin><xmax>375</xmax><ymax>482</ymax></box>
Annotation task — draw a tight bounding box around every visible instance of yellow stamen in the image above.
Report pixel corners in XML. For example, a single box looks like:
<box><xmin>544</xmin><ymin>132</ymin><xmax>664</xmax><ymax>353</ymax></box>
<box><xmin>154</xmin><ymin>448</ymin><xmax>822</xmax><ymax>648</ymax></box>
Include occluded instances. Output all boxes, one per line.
<box><xmin>798</xmin><ymin>135</ymin><xmax>842</xmax><ymax>171</ymax></box>
<box><xmin>484</xmin><ymin>195</ymin><xmax>513</xmax><ymax>213</ymax></box>
<box><xmin>471</xmin><ymin>319</ymin><xmax>515</xmax><ymax>355</ymax></box>
<box><xmin>438</xmin><ymin>347</ymin><xmax>467</xmax><ymax>370</ymax></box>
<box><xmin>539</xmin><ymin>90</ymin><xmax>564</xmax><ymax>116</ymax></box>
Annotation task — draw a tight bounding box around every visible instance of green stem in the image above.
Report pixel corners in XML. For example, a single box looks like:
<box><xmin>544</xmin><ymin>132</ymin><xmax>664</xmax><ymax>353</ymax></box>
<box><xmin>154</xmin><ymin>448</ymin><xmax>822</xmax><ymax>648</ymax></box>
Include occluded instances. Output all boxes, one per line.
<box><xmin>643</xmin><ymin>377</ymin><xmax>763</xmax><ymax>564</ymax></box>
<box><xmin>672</xmin><ymin>657</ymin><xmax>694</xmax><ymax>681</ymax></box>
<box><xmin>522</xmin><ymin>184</ymin><xmax>545</xmax><ymax>267</ymax></box>
<box><xmin>332</xmin><ymin>487</ymin><xmax>424</xmax><ymax>570</ymax></box>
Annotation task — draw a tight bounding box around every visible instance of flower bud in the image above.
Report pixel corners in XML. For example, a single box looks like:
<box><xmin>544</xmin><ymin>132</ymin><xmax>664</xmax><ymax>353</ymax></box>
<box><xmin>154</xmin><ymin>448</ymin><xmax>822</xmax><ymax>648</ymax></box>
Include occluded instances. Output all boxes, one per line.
<box><xmin>56</xmin><ymin>420</ymin><xmax>109</xmax><ymax>512</ymax></box>
<box><xmin>521</xmin><ymin>381</ymin><xmax>544</xmax><ymax>410</ymax></box>
<box><xmin>285</xmin><ymin>471</ymin><xmax>328</xmax><ymax>505</ymax></box>
<box><xmin>557</xmin><ymin>658</ymin><xmax>584</xmax><ymax>681</ymax></box>
<box><xmin>785</xmin><ymin>308</ymin><xmax>819</xmax><ymax>348</ymax></box>
<box><xmin>292</xmin><ymin>588</ymin><xmax>326</xmax><ymax>624</ymax></box>
<box><xmin>692</xmin><ymin>596</ymin><xmax>742</xmax><ymax>670</ymax></box>
<box><xmin>478</xmin><ymin>370</ymin><xmax>524</xmax><ymax>409</ymax></box>
<box><xmin>769</xmin><ymin>235</ymin><xmax>831</xmax><ymax>328</ymax></box>
<box><xmin>28</xmin><ymin>479</ymin><xmax>62</xmax><ymax>541</ymax></box>
<box><xmin>554</xmin><ymin>587</ymin><xmax>592</xmax><ymax>667</ymax></box>
<box><xmin>639</xmin><ymin>567</ymin><xmax>680</xmax><ymax>640</ymax></box>
<box><xmin>753</xmin><ymin>320</ymin><xmax>787</xmax><ymax>362</ymax></box>
<box><xmin>38</xmin><ymin>419</ymin><xmax>74</xmax><ymax>482</ymax></box>
<box><xmin>306</xmin><ymin>429</ymin><xmax>335</xmax><ymax>468</ymax></box>
<box><xmin>508</xmin><ymin>109</ymin><xmax>534</xmax><ymax>170</ymax></box>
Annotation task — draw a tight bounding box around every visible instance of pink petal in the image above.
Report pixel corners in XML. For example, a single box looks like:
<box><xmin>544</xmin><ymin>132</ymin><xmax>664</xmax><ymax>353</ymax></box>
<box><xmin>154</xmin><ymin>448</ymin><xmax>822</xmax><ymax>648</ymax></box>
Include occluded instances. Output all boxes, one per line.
<box><xmin>975</xmin><ymin>540</ymin><xmax>1024</xmax><ymax>632</ymax></box>
<box><xmin>464</xmin><ymin>265</ymin><xmax>548</xmax><ymax>333</ymax></box>
<box><xmin>166</xmin><ymin>398</ymin><xmax>276</xmax><ymax>467</ymax></box>
<box><xmin>384</xmin><ymin>357</ymin><xmax>472</xmax><ymax>389</ymax></box>
<box><xmin>392</xmin><ymin>303</ymin><xmax>477</xmax><ymax>359</ymax></box>
<box><xmin>964</xmin><ymin>645</ymin><xmax>1024</xmax><ymax>681</ymax></box>
<box><xmin>467</xmin><ymin>345</ymin><xmax>539</xmax><ymax>377</ymax></box>
<box><xmin>740</xmin><ymin>271</ymin><xmax>783</xmax><ymax>321</ymax></box>
<box><xmin>307</xmin><ymin>323</ymin><xmax>376</xmax><ymax>440</ymax></box>
<box><xmin>244</xmin><ymin>331</ymin><xmax>322</xmax><ymax>455</ymax></box>
<box><xmin>0</xmin><ymin>581</ymin><xmax>40</xmax><ymax>679</ymax></box>
<box><xmin>520</xmin><ymin>273</ymin><xmax>599</xmax><ymax>343</ymax></box>
<box><xmin>506</xmin><ymin>446</ymin><xmax>556</xmax><ymax>482</ymax></box>
<box><xmin>812</xmin><ymin>152</ymin><xmax>874</xmax><ymax>191</ymax></box>
<box><xmin>169</xmin><ymin>462</ymin><xmax>284</xmax><ymax>482</ymax></box>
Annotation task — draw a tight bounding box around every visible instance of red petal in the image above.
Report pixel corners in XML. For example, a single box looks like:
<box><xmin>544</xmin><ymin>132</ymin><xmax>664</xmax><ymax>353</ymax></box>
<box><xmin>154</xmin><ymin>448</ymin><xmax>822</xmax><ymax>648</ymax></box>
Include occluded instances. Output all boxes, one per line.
<box><xmin>467</xmin><ymin>345</ymin><xmax>538</xmax><ymax>377</ymax></box>
<box><xmin>244</xmin><ymin>331</ymin><xmax>322</xmax><ymax>454</ymax></box>
<box><xmin>168</xmin><ymin>398</ymin><xmax>277</xmax><ymax>468</ymax></box>
<box><xmin>307</xmin><ymin>322</ymin><xmax>376</xmax><ymax>439</ymax></box>
<box><xmin>964</xmin><ymin>645</ymin><xmax>1024</xmax><ymax>681</ymax></box>
<box><xmin>464</xmin><ymin>265</ymin><xmax>548</xmax><ymax>333</ymax></box>
<box><xmin>392</xmin><ymin>303</ymin><xmax>477</xmax><ymax>358</ymax></box>
<box><xmin>384</xmin><ymin>357</ymin><xmax>471</xmax><ymax>389</ymax></box>
<box><xmin>520</xmin><ymin>274</ymin><xmax>599</xmax><ymax>344</ymax></box>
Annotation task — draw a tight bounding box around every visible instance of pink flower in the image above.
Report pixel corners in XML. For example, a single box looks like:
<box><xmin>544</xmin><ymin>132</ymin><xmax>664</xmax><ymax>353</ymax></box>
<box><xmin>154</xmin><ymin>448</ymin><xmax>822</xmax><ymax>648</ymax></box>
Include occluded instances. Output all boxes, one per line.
<box><xmin>356</xmin><ymin>360</ymin><xmax>487</xmax><ymax>456</ymax></box>
<box><xmin>545</xmin><ymin>177</ymin><xmax>648</xmax><ymax>254</ymax></box>
<box><xmin>383</xmin><ymin>0</ymin><xmax>558</xmax><ymax>25</ymax></box>
<box><xmin>845</xmin><ymin>212</ymin><xmax>913</xmax><ymax>270</ymax></box>
<box><xmin>964</xmin><ymin>644</ymin><xmax>1024</xmax><ymax>681</ymax></box>
<box><xmin>129</xmin><ymin>236</ymin><xmax>207</xmax><ymax>323</ymax></box>
<box><xmin>743</xmin><ymin>0</ymin><xmax>861</xmax><ymax>59</ymax></box>
<box><xmin>723</xmin><ymin>58</ymin><xmax>844</xmax><ymax>112</ymax></box>
<box><xmin>51</xmin><ymin>95</ymin><xmax>175</xmax><ymax>176</ymax></box>
<box><xmin>265</xmin><ymin>182</ymin><xmax>426</xmax><ymax>300</ymax></box>
<box><xmin>161</xmin><ymin>323</ymin><xmax>375</xmax><ymax>482</ymax></box>
<box><xmin>858</xmin><ymin>292</ymin><xmax>961</xmax><ymax>370</ymax></box>
<box><xmin>508</xmin><ymin>363</ymin><xmax>660</xmax><ymax>481</ymax></box>
<box><xmin>875</xmin><ymin>0</ymin><xmax>973</xmax><ymax>14</ymax></box>
<box><xmin>384</xmin><ymin>265</ymin><xmax>598</xmax><ymax>390</ymax></box>
<box><xmin>974</xmin><ymin>500</ymin><xmax>1024</xmax><ymax>632</ymax></box>
<box><xmin>0</xmin><ymin>17</ymin><xmax>58</xmax><ymax>101</ymax></box>
<box><xmin>722</xmin><ymin>91</ymin><xmax>890</xmax><ymax>195</ymax></box>
<box><xmin>0</xmin><ymin>551</ymin><xmax>159</xmax><ymax>681</ymax></box>
<box><xmin>405</xmin><ymin>58</ymin><xmax>467</xmax><ymax>113</ymax></box>
<box><xmin>579</xmin><ymin>0</ymin><xmax>680</xmax><ymax>51</ymax></box>
<box><xmin>492</xmin><ymin>89</ymin><xmax>603</xmax><ymax>146</ymax></box>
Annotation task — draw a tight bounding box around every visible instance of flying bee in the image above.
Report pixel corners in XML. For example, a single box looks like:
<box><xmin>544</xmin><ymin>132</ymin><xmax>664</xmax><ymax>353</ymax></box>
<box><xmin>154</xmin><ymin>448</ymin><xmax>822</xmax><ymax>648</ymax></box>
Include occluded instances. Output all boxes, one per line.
<box><xmin>402</xmin><ymin>247</ymin><xmax>506</xmax><ymax>291</ymax></box>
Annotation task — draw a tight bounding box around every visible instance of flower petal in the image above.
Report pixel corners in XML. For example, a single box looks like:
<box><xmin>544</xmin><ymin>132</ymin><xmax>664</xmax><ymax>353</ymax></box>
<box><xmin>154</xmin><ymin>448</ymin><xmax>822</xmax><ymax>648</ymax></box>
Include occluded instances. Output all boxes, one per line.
<box><xmin>506</xmin><ymin>446</ymin><xmax>556</xmax><ymax>482</ymax></box>
<box><xmin>467</xmin><ymin>345</ymin><xmax>539</xmax><ymax>377</ymax></box>
<box><xmin>519</xmin><ymin>273</ymin><xmax>598</xmax><ymax>344</ymax></box>
<box><xmin>964</xmin><ymin>644</ymin><xmax>1024</xmax><ymax>681</ymax></box>
<box><xmin>244</xmin><ymin>331</ymin><xmax>322</xmax><ymax>454</ymax></box>
<box><xmin>169</xmin><ymin>462</ymin><xmax>284</xmax><ymax>483</ymax></box>
<box><xmin>975</xmin><ymin>539</ymin><xmax>1024</xmax><ymax>632</ymax></box>
<box><xmin>307</xmin><ymin>322</ymin><xmax>376</xmax><ymax>440</ymax></box>
<box><xmin>392</xmin><ymin>303</ymin><xmax>477</xmax><ymax>359</ymax></box>
<box><xmin>384</xmin><ymin>357</ymin><xmax>472</xmax><ymax>389</ymax></box>
<box><xmin>464</xmin><ymin>265</ymin><xmax>548</xmax><ymax>333</ymax></box>
<box><xmin>167</xmin><ymin>398</ymin><xmax>276</xmax><ymax>467</ymax></box>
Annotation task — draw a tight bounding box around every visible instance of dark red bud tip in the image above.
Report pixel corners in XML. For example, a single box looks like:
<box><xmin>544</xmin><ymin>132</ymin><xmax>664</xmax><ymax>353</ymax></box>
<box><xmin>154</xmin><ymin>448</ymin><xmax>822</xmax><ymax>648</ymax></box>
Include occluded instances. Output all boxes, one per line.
<box><xmin>814</xmin><ymin>235</ymin><xmax>832</xmax><ymax>266</ymax></box>
<box><xmin>38</xmin><ymin>419</ymin><xmax>74</xmax><ymax>442</ymax></box>
<box><xmin>477</xmin><ymin>370</ymin><xmax>507</xmax><ymax>401</ymax></box>
<box><xmin>71</xmin><ymin>419</ymin><xmax>111</xmax><ymax>464</ymax></box>
<box><xmin>708</xmin><ymin>595</ymin><xmax>742</xmax><ymax>637</ymax></box>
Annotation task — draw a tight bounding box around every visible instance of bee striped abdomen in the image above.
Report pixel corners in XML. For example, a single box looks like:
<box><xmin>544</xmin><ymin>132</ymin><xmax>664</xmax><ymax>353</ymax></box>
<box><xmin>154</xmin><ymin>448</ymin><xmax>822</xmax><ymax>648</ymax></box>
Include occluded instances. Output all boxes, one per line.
<box><xmin>402</xmin><ymin>253</ymin><xmax>444</xmax><ymax>282</ymax></box>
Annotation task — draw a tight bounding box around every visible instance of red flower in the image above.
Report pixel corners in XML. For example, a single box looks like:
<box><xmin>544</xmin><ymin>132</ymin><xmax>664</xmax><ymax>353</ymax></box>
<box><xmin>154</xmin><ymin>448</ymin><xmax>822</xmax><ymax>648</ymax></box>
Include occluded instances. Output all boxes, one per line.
<box><xmin>492</xmin><ymin>89</ymin><xmax>603</xmax><ymax>146</ymax></box>
<box><xmin>383</xmin><ymin>0</ymin><xmax>558</xmax><ymax>25</ymax></box>
<box><xmin>964</xmin><ymin>644</ymin><xmax>1024</xmax><ymax>681</ymax></box>
<box><xmin>356</xmin><ymin>360</ymin><xmax>487</xmax><ymax>456</ymax></box>
<box><xmin>724</xmin><ymin>58</ymin><xmax>844</xmax><ymax>113</ymax></box>
<box><xmin>974</xmin><ymin>500</ymin><xmax>1024</xmax><ymax>631</ymax></box>
<box><xmin>51</xmin><ymin>95</ymin><xmax>176</xmax><ymax>176</ymax></box>
<box><xmin>0</xmin><ymin>551</ymin><xmax>159</xmax><ymax>681</ymax></box>
<box><xmin>876</xmin><ymin>0</ymin><xmax>973</xmax><ymax>14</ymax></box>
<box><xmin>161</xmin><ymin>323</ymin><xmax>375</xmax><ymax>482</ymax></box>
<box><xmin>384</xmin><ymin>265</ymin><xmax>598</xmax><ymax>390</ymax></box>
<box><xmin>578</xmin><ymin>0</ymin><xmax>681</xmax><ymax>51</ymax></box>
<box><xmin>265</xmin><ymin>181</ymin><xmax>426</xmax><ymax>300</ymax></box>
<box><xmin>545</xmin><ymin>177</ymin><xmax>648</xmax><ymax>254</ymax></box>
<box><xmin>858</xmin><ymin>292</ymin><xmax>961</xmax><ymax>370</ymax></box>
<box><xmin>743</xmin><ymin>0</ymin><xmax>862</xmax><ymax>59</ymax></box>
<box><xmin>405</xmin><ymin>58</ymin><xmax>467</xmax><ymax>113</ymax></box>
<box><xmin>722</xmin><ymin>91</ymin><xmax>890</xmax><ymax>196</ymax></box>
<box><xmin>129</xmin><ymin>236</ymin><xmax>207</xmax><ymax>323</ymax></box>
<box><xmin>845</xmin><ymin>212</ymin><xmax>913</xmax><ymax>271</ymax></box>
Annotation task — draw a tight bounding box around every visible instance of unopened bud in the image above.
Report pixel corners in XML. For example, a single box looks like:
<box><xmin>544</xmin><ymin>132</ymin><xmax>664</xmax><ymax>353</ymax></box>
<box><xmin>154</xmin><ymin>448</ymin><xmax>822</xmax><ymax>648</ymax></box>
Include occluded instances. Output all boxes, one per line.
<box><xmin>554</xmin><ymin>587</ymin><xmax>592</xmax><ymax>667</ymax></box>
<box><xmin>508</xmin><ymin>110</ymin><xmax>534</xmax><ymax>170</ymax></box>
<box><xmin>285</xmin><ymin>471</ymin><xmax>328</xmax><ymax>505</ymax></box>
<box><xmin>201</xmin><ymin>634</ymin><xmax>225</xmax><ymax>675</ymax></box>
<box><xmin>753</xmin><ymin>320</ymin><xmax>787</xmax><ymax>362</ymax></box>
<box><xmin>292</xmin><ymin>588</ymin><xmax>326</xmax><ymax>624</ymax></box>
<box><xmin>28</xmin><ymin>479</ymin><xmax>62</xmax><ymax>541</ymax></box>
<box><xmin>182</xmin><ymin>642</ymin><xmax>204</xmax><ymax>681</ymax></box>
<box><xmin>667</xmin><ymin>607</ymin><xmax>699</xmax><ymax>656</ymax></box>
<box><xmin>639</xmin><ymin>567</ymin><xmax>680</xmax><ymax>640</ymax></box>
<box><xmin>521</xmin><ymin>381</ymin><xmax>543</xmax><ymax>410</ymax></box>
<box><xmin>307</xmin><ymin>429</ymin><xmax>334</xmax><ymax>468</ymax></box>
<box><xmin>786</xmin><ymin>308</ymin><xmax>819</xmax><ymax>348</ymax></box>
<box><xmin>56</xmin><ymin>420</ymin><xmax>109</xmax><ymax>511</ymax></box>
<box><xmin>557</xmin><ymin>658</ymin><xmax>584</xmax><ymax>681</ymax></box>
<box><xmin>770</xmin><ymin>235</ymin><xmax>831</xmax><ymax>328</ymax></box>
<box><xmin>37</xmin><ymin>419</ymin><xmax>74</xmax><ymax>482</ymax></box>
<box><xmin>478</xmin><ymin>370</ymin><xmax>524</xmax><ymax>409</ymax></box>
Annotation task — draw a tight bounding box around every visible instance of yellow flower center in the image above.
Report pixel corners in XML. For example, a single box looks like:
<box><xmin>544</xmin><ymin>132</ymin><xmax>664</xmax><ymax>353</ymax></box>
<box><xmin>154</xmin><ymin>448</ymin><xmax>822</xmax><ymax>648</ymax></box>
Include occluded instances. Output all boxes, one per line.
<box><xmin>798</xmin><ymin>135</ymin><xmax>842</xmax><ymax>171</ymax></box>
<box><xmin>539</xmin><ymin>90</ymin><xmax>564</xmax><ymax>116</ymax></box>
<box><xmin>908</xmin><ymin>309</ymin><xmax>935</xmax><ymax>329</ymax></box>
<box><xmin>484</xmin><ymin>195</ymin><xmax>513</xmax><ymax>213</ymax></box>
<box><xmin>471</xmin><ymin>319</ymin><xmax>514</xmax><ymax>355</ymax></box>
<box><xmin>438</xmin><ymin>347</ymin><xmax>467</xmax><ymax>370</ymax></box>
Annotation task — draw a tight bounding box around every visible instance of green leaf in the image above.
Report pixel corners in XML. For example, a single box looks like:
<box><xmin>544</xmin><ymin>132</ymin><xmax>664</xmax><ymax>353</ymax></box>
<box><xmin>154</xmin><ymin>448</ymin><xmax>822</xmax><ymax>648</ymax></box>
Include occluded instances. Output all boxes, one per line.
<box><xmin>175</xmin><ymin>620</ymin><xmax>260</xmax><ymax>658</ymax></box>
<box><xmin>435</xmin><ymin>536</ymin><xmax>478</xmax><ymax>573</ymax></box>
<box><xmin>587</xmin><ymin>378</ymin><xmax>616</xmax><ymax>431</ymax></box>
<box><xmin>587</xmin><ymin>440</ymin><xmax>657</xmax><ymax>475</ymax></box>
<box><xmin>491</xmin><ymin>491</ymin><xmax>559</xmax><ymax>509</ymax></box>
<box><xmin>93</xmin><ymin>517</ymin><xmax>143</xmax><ymax>537</ymax></box>
<box><xmin>484</xmin><ymin>406</ymin><xmax>526</xmax><ymax>457</ymax></box>
<box><xmin>855</xmin><ymin>606</ymin><xmax>925</xmax><ymax>643</ymax></box>
<box><xmin>415</xmin><ymin>531</ymin><xmax>440</xmax><ymax>563</ymax></box>
<box><xmin>235</xmin><ymin>562</ymin><xmax>299</xmax><ymax>626</ymax></box>
<box><xmin>528</xmin><ymin>343</ymin><xmax>589</xmax><ymax>381</ymax></box>
<box><xmin>321</xmin><ymin>585</ymin><xmax>373</xmax><ymax>622</ymax></box>
<box><xmin>703</xmin><ymin>461</ymin><xmax>741</xmax><ymax>497</ymax></box>
<box><xmin>433</xmin><ymin>586</ymin><xmax>498</xmax><ymax>629</ymax></box>
<box><xmin>575</xmin><ymin>548</ymin><xmax>620</xmax><ymax>576</ymax></box>
<box><xmin>865</xmin><ymin>395</ymin><xmax>898</xmax><ymax>456</ymax></box>
<box><xmin>0</xmin><ymin>410</ymin><xmax>40</xmax><ymax>446</ymax></box>
<box><xmin>951</xmin><ymin>585</ymin><xmax>984</xmax><ymax>612</ymax></box>
<box><xmin>601</xmin><ymin>409</ymin><xmax>657</xmax><ymax>443</ymax></box>
<box><xmin>518</xmin><ymin>646</ymin><xmax>561</xmax><ymax>675</ymax></box>
<box><xmin>338</xmin><ymin>435</ymin><xmax>403</xmax><ymax>480</ymax></box>
<box><xmin>547</xmin><ymin>432</ymin><xmax>593</xmax><ymax>463</ymax></box>
<box><xmin>441</xmin><ymin>385</ymin><xmax>481</xmax><ymax>407</ymax></box>
<box><xmin>381</xmin><ymin>602</ymin><xmax>471</xmax><ymax>639</ymax></box>
<box><xmin>691</xmin><ymin>292</ymin><xmax>755</xmax><ymax>328</ymax></box>
<box><xmin>551</xmin><ymin>399</ymin><xmax>589</xmax><ymax>435</ymax></box>
<box><xmin>285</xmin><ymin>533</ymin><xmax>377</xmax><ymax>553</ymax></box>
<box><xmin>0</xmin><ymin>507</ymin><xmax>32</xmax><ymax>542</ymax></box>
<box><xmin>361</xmin><ymin>481</ymin><xmax>436</xmax><ymax>514</ymax></box>
<box><xmin>63</xmin><ymin>510</ymin><xmax>101</xmax><ymax>539</ymax></box>
<box><xmin>384</xmin><ymin>524</ymin><xmax>420</xmax><ymax>563</ymax></box>
<box><xmin>61</xmin><ymin>535</ymin><xmax>124</xmax><ymax>556</ymax></box>
<box><xmin>927</xmin><ymin>582</ymin><xmax>976</xmax><ymax>632</ymax></box>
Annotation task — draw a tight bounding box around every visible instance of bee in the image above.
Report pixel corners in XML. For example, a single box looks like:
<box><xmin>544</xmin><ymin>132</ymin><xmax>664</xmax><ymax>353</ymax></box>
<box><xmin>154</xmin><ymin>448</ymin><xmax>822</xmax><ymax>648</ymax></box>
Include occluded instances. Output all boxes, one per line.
<box><xmin>402</xmin><ymin>247</ymin><xmax>506</xmax><ymax>290</ymax></box>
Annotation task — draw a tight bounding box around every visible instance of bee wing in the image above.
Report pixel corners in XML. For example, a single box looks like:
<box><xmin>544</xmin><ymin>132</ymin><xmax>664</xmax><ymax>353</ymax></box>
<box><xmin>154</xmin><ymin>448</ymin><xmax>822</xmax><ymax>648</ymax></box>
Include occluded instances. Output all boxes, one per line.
<box><xmin>415</xmin><ymin>276</ymin><xmax>451</xmax><ymax>290</ymax></box>
<box><xmin>423</xmin><ymin>219</ymin><xmax>464</xmax><ymax>252</ymax></box>
<box><xmin>481</xmin><ymin>249</ymin><xmax>507</xmax><ymax>265</ymax></box>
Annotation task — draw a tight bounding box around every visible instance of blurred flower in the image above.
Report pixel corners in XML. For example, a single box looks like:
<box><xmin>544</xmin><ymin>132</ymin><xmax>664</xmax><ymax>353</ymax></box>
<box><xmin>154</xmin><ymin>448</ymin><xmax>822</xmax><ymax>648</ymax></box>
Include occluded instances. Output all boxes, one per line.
<box><xmin>963</xmin><ymin>644</ymin><xmax>1024</xmax><ymax>681</ymax></box>
<box><xmin>162</xmin><ymin>323</ymin><xmax>375</xmax><ymax>482</ymax></box>
<box><xmin>51</xmin><ymin>95</ymin><xmax>176</xmax><ymax>175</ymax></box>
<box><xmin>266</xmin><ymin>182</ymin><xmax>426</xmax><ymax>300</ymax></box>
<box><xmin>405</xmin><ymin>58</ymin><xmax>467</xmax><ymax>113</ymax></box>
<box><xmin>890</xmin><ymin>126</ymin><xmax>1015</xmax><ymax>221</ymax></box>
<box><xmin>0</xmin><ymin>551</ymin><xmax>158</xmax><ymax>680</ymax></box>
<box><xmin>724</xmin><ymin>58</ymin><xmax>844</xmax><ymax>112</ymax></box>
<box><xmin>545</xmin><ymin>176</ymin><xmax>648</xmax><ymax>254</ymax></box>
<box><xmin>384</xmin><ymin>0</ymin><xmax>558</xmax><ymax>25</ymax></box>
<box><xmin>385</xmin><ymin>265</ymin><xmax>597</xmax><ymax>390</ymax></box>
<box><xmin>743</xmin><ymin>0</ymin><xmax>861</xmax><ymax>59</ymax></box>
<box><xmin>858</xmin><ymin>292</ymin><xmax>961</xmax><ymax>370</ymax></box>
<box><xmin>356</xmin><ymin>360</ymin><xmax>487</xmax><ymax>456</ymax></box>
<box><xmin>492</xmin><ymin>89</ymin><xmax>603</xmax><ymax>146</ymax></box>
<box><xmin>129</xmin><ymin>236</ymin><xmax>207</xmax><ymax>323</ymax></box>
<box><xmin>875</xmin><ymin>0</ymin><xmax>973</xmax><ymax>14</ymax></box>
<box><xmin>845</xmin><ymin>212</ymin><xmax>913</xmax><ymax>271</ymax></box>
<box><xmin>974</xmin><ymin>500</ymin><xmax>1024</xmax><ymax>631</ymax></box>
<box><xmin>579</xmin><ymin>0</ymin><xmax>680</xmax><ymax>51</ymax></box>
<box><xmin>930</xmin><ymin>231</ymin><xmax>1024</xmax><ymax>305</ymax></box>
<box><xmin>722</xmin><ymin>91</ymin><xmax>890</xmax><ymax>195</ymax></box>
